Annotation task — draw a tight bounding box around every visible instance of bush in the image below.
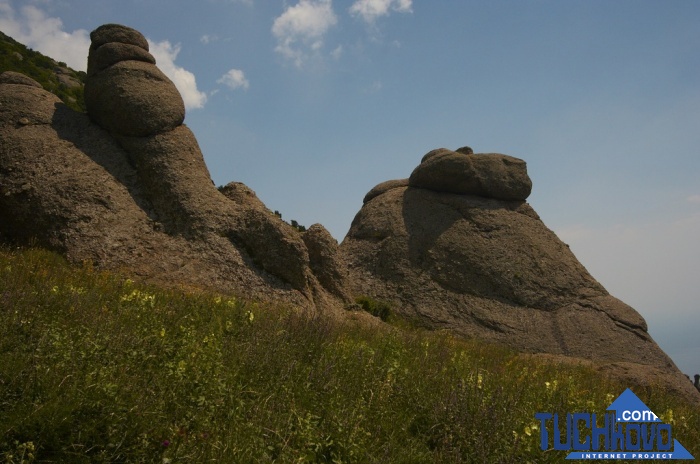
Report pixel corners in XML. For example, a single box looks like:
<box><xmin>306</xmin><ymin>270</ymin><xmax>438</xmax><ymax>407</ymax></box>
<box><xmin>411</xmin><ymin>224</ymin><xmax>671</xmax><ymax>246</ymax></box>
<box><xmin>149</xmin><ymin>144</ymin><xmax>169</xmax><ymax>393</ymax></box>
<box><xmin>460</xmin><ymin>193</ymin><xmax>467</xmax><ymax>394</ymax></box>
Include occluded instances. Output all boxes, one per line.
<box><xmin>354</xmin><ymin>296</ymin><xmax>392</xmax><ymax>322</ymax></box>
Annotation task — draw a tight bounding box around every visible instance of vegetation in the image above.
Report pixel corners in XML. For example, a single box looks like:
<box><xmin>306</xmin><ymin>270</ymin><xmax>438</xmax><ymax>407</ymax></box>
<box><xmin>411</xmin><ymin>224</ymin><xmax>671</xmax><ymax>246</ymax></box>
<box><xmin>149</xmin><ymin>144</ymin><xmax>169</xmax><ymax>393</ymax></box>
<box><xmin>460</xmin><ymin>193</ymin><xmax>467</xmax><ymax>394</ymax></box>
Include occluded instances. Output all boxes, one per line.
<box><xmin>0</xmin><ymin>246</ymin><xmax>698</xmax><ymax>463</ymax></box>
<box><xmin>354</xmin><ymin>296</ymin><xmax>392</xmax><ymax>322</ymax></box>
<box><xmin>0</xmin><ymin>31</ymin><xmax>86</xmax><ymax>112</ymax></box>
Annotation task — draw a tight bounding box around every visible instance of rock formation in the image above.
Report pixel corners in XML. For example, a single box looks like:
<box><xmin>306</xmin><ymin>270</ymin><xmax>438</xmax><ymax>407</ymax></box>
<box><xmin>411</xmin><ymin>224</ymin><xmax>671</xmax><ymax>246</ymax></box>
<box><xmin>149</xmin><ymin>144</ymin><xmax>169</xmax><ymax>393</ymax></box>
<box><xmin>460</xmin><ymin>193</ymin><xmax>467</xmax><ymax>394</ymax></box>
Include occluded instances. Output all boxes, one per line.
<box><xmin>0</xmin><ymin>24</ymin><xmax>349</xmax><ymax>311</ymax></box>
<box><xmin>1</xmin><ymin>24</ymin><xmax>697</xmax><ymax>403</ymax></box>
<box><xmin>341</xmin><ymin>148</ymin><xmax>699</xmax><ymax>401</ymax></box>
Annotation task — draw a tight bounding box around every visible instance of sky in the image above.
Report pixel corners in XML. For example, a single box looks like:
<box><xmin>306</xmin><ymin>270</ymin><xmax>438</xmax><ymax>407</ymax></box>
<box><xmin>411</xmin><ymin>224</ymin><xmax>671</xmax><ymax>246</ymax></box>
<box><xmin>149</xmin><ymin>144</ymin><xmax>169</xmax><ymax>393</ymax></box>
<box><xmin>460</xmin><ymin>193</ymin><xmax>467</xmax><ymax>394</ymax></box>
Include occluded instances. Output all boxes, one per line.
<box><xmin>1</xmin><ymin>0</ymin><xmax>699</xmax><ymax>379</ymax></box>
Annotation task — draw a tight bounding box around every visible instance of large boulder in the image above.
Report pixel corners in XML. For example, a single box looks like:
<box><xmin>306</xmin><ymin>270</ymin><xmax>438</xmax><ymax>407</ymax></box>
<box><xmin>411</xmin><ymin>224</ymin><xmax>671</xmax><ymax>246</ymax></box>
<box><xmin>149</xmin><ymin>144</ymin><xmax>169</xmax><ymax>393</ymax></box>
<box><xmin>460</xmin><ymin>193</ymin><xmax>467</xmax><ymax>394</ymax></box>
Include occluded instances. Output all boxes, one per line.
<box><xmin>409</xmin><ymin>148</ymin><xmax>532</xmax><ymax>201</ymax></box>
<box><xmin>84</xmin><ymin>24</ymin><xmax>184</xmax><ymax>136</ymax></box>
<box><xmin>302</xmin><ymin>224</ymin><xmax>351</xmax><ymax>300</ymax></box>
<box><xmin>342</xmin><ymin>148</ymin><xmax>699</xmax><ymax>402</ymax></box>
<box><xmin>0</xmin><ymin>25</ymin><xmax>350</xmax><ymax>313</ymax></box>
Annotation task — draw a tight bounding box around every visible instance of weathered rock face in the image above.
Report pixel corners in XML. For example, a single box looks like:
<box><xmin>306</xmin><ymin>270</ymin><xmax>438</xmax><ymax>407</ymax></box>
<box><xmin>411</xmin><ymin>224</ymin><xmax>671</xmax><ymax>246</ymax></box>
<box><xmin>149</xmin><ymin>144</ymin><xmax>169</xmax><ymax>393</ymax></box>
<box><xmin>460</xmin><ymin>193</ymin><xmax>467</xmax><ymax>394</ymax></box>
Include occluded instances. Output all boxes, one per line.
<box><xmin>341</xmin><ymin>149</ymin><xmax>699</xmax><ymax>402</ymax></box>
<box><xmin>0</xmin><ymin>24</ymin><xmax>351</xmax><ymax>312</ymax></box>
<box><xmin>409</xmin><ymin>148</ymin><xmax>532</xmax><ymax>201</ymax></box>
<box><xmin>84</xmin><ymin>24</ymin><xmax>184</xmax><ymax>137</ymax></box>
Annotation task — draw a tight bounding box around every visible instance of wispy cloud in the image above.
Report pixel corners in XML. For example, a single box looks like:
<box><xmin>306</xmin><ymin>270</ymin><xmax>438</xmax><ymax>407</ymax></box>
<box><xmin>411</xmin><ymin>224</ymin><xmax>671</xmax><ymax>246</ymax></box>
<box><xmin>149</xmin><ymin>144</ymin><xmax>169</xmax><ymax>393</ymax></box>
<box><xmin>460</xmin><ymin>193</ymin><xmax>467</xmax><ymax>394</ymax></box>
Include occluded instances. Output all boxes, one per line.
<box><xmin>217</xmin><ymin>68</ymin><xmax>250</xmax><ymax>90</ymax></box>
<box><xmin>349</xmin><ymin>0</ymin><xmax>412</xmax><ymax>23</ymax></box>
<box><xmin>148</xmin><ymin>40</ymin><xmax>208</xmax><ymax>110</ymax></box>
<box><xmin>0</xmin><ymin>2</ymin><xmax>90</xmax><ymax>71</ymax></box>
<box><xmin>200</xmin><ymin>34</ymin><xmax>216</xmax><ymax>44</ymax></box>
<box><xmin>271</xmin><ymin>0</ymin><xmax>338</xmax><ymax>67</ymax></box>
<box><xmin>687</xmin><ymin>194</ymin><xmax>700</xmax><ymax>205</ymax></box>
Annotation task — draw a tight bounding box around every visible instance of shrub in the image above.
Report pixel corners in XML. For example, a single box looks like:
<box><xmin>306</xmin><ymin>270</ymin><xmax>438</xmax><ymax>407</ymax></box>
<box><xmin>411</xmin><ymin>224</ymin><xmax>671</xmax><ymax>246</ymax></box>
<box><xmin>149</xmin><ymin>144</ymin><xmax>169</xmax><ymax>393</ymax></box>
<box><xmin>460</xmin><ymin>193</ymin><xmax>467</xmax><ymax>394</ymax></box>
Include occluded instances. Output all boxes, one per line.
<box><xmin>354</xmin><ymin>296</ymin><xmax>392</xmax><ymax>322</ymax></box>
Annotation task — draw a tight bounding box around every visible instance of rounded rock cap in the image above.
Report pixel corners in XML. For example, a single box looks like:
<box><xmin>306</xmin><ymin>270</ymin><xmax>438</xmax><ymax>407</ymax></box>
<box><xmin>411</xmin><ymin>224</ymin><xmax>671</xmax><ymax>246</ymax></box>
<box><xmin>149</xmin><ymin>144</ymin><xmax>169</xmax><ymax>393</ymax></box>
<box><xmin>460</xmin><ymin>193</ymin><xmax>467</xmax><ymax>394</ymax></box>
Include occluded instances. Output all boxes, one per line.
<box><xmin>409</xmin><ymin>148</ymin><xmax>533</xmax><ymax>201</ymax></box>
<box><xmin>0</xmin><ymin>71</ymin><xmax>42</xmax><ymax>88</ymax></box>
<box><xmin>90</xmin><ymin>24</ymin><xmax>149</xmax><ymax>52</ymax></box>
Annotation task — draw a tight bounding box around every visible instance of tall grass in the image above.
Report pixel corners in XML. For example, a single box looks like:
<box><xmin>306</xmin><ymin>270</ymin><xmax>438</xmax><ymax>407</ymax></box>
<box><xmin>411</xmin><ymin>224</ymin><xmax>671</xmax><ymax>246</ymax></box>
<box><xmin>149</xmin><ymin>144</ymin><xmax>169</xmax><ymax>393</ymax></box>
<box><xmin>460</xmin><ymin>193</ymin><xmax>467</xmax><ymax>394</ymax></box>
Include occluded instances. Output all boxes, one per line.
<box><xmin>1</xmin><ymin>247</ymin><xmax>698</xmax><ymax>463</ymax></box>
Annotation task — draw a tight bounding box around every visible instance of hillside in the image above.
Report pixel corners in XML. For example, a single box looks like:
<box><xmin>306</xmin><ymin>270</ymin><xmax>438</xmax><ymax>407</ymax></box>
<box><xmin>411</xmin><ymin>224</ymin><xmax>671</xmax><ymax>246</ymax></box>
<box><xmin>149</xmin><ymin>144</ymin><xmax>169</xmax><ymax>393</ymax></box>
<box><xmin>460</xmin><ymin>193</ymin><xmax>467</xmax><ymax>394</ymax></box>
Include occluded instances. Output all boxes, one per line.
<box><xmin>1</xmin><ymin>246</ymin><xmax>698</xmax><ymax>462</ymax></box>
<box><xmin>0</xmin><ymin>30</ymin><xmax>85</xmax><ymax>112</ymax></box>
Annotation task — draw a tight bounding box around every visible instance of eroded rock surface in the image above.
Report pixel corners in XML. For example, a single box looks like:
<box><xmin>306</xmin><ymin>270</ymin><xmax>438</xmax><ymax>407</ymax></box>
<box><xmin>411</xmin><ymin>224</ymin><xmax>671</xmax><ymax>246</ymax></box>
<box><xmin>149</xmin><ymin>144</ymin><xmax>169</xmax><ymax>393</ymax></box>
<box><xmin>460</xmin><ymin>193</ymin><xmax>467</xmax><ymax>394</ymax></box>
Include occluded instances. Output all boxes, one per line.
<box><xmin>342</xmin><ymin>149</ymin><xmax>699</xmax><ymax>402</ymax></box>
<box><xmin>0</xmin><ymin>24</ymin><xmax>350</xmax><ymax>312</ymax></box>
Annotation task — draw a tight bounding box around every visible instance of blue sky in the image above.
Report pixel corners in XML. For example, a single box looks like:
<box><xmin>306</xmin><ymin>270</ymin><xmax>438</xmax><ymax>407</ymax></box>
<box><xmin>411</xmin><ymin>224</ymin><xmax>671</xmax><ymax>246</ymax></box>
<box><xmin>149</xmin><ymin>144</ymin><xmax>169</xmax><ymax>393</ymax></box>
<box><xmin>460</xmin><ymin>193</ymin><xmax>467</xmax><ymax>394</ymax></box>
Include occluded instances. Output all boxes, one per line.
<box><xmin>2</xmin><ymin>0</ymin><xmax>699</xmax><ymax>378</ymax></box>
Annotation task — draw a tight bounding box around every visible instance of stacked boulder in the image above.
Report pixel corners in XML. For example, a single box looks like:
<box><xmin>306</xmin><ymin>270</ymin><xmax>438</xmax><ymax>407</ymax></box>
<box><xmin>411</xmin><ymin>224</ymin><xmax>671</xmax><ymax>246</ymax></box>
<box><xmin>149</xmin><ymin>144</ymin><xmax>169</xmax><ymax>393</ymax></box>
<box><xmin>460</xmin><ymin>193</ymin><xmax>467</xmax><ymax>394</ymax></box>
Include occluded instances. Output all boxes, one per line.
<box><xmin>409</xmin><ymin>146</ymin><xmax>532</xmax><ymax>201</ymax></box>
<box><xmin>0</xmin><ymin>24</ymin><xmax>351</xmax><ymax>311</ymax></box>
<box><xmin>341</xmin><ymin>147</ymin><xmax>699</xmax><ymax>401</ymax></box>
<box><xmin>85</xmin><ymin>24</ymin><xmax>183</xmax><ymax>137</ymax></box>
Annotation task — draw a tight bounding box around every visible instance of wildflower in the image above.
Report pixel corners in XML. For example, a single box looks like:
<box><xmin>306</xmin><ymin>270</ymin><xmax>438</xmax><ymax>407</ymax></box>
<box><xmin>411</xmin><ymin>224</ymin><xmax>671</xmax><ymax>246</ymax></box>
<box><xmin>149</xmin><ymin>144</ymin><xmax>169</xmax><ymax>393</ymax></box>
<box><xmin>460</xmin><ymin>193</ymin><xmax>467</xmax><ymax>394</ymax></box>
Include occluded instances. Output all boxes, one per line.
<box><xmin>160</xmin><ymin>328</ymin><xmax>166</xmax><ymax>337</ymax></box>
<box><xmin>162</xmin><ymin>440</ymin><xmax>171</xmax><ymax>447</ymax></box>
<box><xmin>248</xmin><ymin>311</ymin><xmax>254</xmax><ymax>323</ymax></box>
<box><xmin>664</xmin><ymin>409</ymin><xmax>675</xmax><ymax>425</ymax></box>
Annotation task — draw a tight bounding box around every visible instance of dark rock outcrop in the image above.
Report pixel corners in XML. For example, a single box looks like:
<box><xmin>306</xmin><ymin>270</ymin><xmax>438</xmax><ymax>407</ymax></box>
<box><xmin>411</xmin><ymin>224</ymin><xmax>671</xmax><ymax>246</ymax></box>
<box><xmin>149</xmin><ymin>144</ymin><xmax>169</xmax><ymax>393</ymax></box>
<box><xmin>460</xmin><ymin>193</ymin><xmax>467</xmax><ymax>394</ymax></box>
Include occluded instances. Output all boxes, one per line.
<box><xmin>0</xmin><ymin>24</ymin><xmax>350</xmax><ymax>312</ymax></box>
<box><xmin>85</xmin><ymin>25</ymin><xmax>184</xmax><ymax>136</ymax></box>
<box><xmin>302</xmin><ymin>224</ymin><xmax>351</xmax><ymax>300</ymax></box>
<box><xmin>409</xmin><ymin>148</ymin><xmax>532</xmax><ymax>201</ymax></box>
<box><xmin>342</xmin><ymin>149</ymin><xmax>699</xmax><ymax>402</ymax></box>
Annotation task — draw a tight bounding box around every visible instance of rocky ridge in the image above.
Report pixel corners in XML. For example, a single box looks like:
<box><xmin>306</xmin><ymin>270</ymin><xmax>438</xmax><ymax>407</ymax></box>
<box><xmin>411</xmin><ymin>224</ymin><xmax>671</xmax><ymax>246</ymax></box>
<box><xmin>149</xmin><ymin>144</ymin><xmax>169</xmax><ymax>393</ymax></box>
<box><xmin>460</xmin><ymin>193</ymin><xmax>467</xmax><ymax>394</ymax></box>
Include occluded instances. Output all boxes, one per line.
<box><xmin>1</xmin><ymin>24</ymin><xmax>697</xmax><ymax>403</ymax></box>
<box><xmin>0</xmin><ymin>24</ymin><xmax>349</xmax><ymax>313</ymax></box>
<box><xmin>340</xmin><ymin>147</ymin><xmax>699</xmax><ymax>401</ymax></box>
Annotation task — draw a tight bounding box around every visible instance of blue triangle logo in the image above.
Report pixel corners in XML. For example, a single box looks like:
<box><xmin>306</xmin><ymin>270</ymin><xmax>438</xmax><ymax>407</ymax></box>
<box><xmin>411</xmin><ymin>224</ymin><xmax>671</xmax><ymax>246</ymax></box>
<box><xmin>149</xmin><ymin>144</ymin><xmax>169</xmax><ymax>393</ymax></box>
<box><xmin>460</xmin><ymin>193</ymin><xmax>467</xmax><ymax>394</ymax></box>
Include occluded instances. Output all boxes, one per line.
<box><xmin>606</xmin><ymin>388</ymin><xmax>661</xmax><ymax>422</ymax></box>
<box><xmin>670</xmin><ymin>439</ymin><xmax>695</xmax><ymax>460</ymax></box>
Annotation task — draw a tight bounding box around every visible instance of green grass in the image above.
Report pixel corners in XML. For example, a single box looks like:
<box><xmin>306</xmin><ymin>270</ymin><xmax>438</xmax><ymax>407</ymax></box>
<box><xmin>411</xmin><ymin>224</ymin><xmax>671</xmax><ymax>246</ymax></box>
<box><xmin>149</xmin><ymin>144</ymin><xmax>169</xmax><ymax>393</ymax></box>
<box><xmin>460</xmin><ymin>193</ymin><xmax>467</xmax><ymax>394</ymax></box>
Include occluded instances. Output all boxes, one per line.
<box><xmin>0</xmin><ymin>247</ymin><xmax>698</xmax><ymax>463</ymax></box>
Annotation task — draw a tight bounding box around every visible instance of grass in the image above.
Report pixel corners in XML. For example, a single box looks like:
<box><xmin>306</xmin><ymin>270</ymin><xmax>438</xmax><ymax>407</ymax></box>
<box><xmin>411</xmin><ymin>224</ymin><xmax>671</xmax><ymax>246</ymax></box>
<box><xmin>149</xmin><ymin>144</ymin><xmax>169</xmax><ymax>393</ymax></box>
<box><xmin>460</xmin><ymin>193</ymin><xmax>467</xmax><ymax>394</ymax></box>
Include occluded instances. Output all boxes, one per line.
<box><xmin>0</xmin><ymin>246</ymin><xmax>698</xmax><ymax>463</ymax></box>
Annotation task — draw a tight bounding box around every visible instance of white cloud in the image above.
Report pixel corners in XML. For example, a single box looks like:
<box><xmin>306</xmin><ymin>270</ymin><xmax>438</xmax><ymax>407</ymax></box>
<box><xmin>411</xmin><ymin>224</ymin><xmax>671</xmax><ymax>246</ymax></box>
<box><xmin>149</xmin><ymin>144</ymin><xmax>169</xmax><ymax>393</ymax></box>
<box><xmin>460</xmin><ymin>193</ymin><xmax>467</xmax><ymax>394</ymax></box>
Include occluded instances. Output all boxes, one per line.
<box><xmin>330</xmin><ymin>44</ymin><xmax>343</xmax><ymax>60</ymax></box>
<box><xmin>271</xmin><ymin>0</ymin><xmax>338</xmax><ymax>67</ymax></box>
<box><xmin>217</xmin><ymin>68</ymin><xmax>250</xmax><ymax>90</ymax></box>
<box><xmin>349</xmin><ymin>0</ymin><xmax>412</xmax><ymax>23</ymax></box>
<box><xmin>148</xmin><ymin>40</ymin><xmax>208</xmax><ymax>110</ymax></box>
<box><xmin>687</xmin><ymin>194</ymin><xmax>700</xmax><ymax>204</ymax></box>
<box><xmin>0</xmin><ymin>3</ymin><xmax>90</xmax><ymax>71</ymax></box>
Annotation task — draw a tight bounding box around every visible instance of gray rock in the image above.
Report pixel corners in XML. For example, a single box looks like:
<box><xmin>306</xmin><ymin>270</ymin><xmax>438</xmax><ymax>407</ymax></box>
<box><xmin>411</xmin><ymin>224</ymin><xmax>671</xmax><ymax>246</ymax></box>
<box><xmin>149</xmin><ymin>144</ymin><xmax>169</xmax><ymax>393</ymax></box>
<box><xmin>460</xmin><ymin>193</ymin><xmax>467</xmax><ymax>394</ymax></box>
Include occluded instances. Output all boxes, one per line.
<box><xmin>0</xmin><ymin>71</ymin><xmax>42</xmax><ymax>88</ymax></box>
<box><xmin>0</xmin><ymin>78</ymin><xmax>59</xmax><ymax>126</ymax></box>
<box><xmin>342</xmin><ymin>155</ymin><xmax>699</xmax><ymax>403</ymax></box>
<box><xmin>420</xmin><ymin>147</ymin><xmax>452</xmax><ymax>164</ymax></box>
<box><xmin>455</xmin><ymin>146</ymin><xmax>474</xmax><ymax>155</ymax></box>
<box><xmin>409</xmin><ymin>149</ymin><xmax>532</xmax><ymax>201</ymax></box>
<box><xmin>303</xmin><ymin>224</ymin><xmax>350</xmax><ymax>300</ymax></box>
<box><xmin>88</xmin><ymin>42</ymin><xmax>156</xmax><ymax>76</ymax></box>
<box><xmin>85</xmin><ymin>60</ymin><xmax>184</xmax><ymax>136</ymax></box>
<box><xmin>363</xmin><ymin>178</ymin><xmax>409</xmax><ymax>204</ymax></box>
<box><xmin>1</xmin><ymin>24</ymin><xmax>349</xmax><ymax>315</ymax></box>
<box><xmin>90</xmin><ymin>24</ymin><xmax>149</xmax><ymax>52</ymax></box>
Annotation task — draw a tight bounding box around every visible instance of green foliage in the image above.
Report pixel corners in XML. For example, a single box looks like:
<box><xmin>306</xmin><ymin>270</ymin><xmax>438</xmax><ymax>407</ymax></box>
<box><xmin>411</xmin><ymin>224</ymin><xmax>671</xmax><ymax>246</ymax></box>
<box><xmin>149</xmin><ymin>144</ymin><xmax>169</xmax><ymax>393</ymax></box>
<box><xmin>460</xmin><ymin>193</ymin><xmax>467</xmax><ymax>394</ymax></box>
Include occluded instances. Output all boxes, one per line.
<box><xmin>0</xmin><ymin>31</ymin><xmax>86</xmax><ymax>112</ymax></box>
<box><xmin>0</xmin><ymin>246</ymin><xmax>698</xmax><ymax>462</ymax></box>
<box><xmin>354</xmin><ymin>296</ymin><xmax>392</xmax><ymax>322</ymax></box>
<box><xmin>290</xmin><ymin>219</ymin><xmax>306</xmax><ymax>232</ymax></box>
